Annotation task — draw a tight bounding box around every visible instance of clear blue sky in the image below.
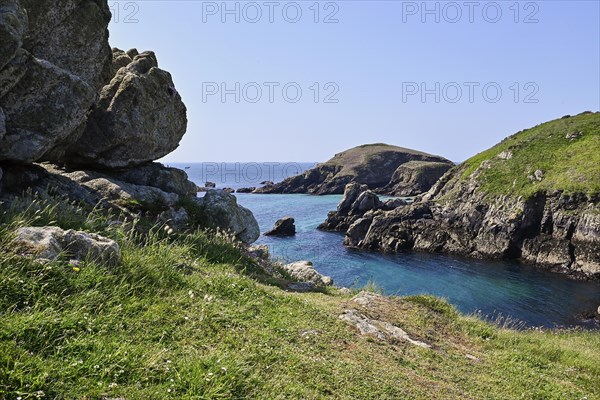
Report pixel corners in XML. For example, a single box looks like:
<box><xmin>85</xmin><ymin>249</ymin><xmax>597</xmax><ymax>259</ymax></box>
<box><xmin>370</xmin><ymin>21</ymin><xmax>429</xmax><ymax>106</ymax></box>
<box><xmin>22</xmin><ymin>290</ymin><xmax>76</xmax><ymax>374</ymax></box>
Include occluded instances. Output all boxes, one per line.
<box><xmin>108</xmin><ymin>1</ymin><xmax>600</xmax><ymax>162</ymax></box>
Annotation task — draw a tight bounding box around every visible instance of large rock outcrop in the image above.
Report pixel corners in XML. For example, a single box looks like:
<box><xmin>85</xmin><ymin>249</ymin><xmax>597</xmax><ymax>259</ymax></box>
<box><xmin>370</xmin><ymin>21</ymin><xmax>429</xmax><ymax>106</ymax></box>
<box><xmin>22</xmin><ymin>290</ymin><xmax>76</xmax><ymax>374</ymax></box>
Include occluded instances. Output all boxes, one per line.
<box><xmin>0</xmin><ymin>2</ymin><xmax>186</xmax><ymax>167</ymax></box>
<box><xmin>0</xmin><ymin>54</ymin><xmax>96</xmax><ymax>162</ymax></box>
<box><xmin>0</xmin><ymin>163</ymin><xmax>194</xmax><ymax>212</ymax></box>
<box><xmin>0</xmin><ymin>0</ymin><xmax>261</xmax><ymax>246</ymax></box>
<box><xmin>190</xmin><ymin>190</ymin><xmax>260</xmax><ymax>244</ymax></box>
<box><xmin>0</xmin><ymin>0</ymin><xmax>114</xmax><ymax>164</ymax></box>
<box><xmin>19</xmin><ymin>0</ymin><xmax>113</xmax><ymax>90</ymax></box>
<box><xmin>65</xmin><ymin>49</ymin><xmax>188</xmax><ymax>168</ymax></box>
<box><xmin>327</xmin><ymin>113</ymin><xmax>600</xmax><ymax>280</ymax></box>
<box><xmin>254</xmin><ymin>144</ymin><xmax>453</xmax><ymax>195</ymax></box>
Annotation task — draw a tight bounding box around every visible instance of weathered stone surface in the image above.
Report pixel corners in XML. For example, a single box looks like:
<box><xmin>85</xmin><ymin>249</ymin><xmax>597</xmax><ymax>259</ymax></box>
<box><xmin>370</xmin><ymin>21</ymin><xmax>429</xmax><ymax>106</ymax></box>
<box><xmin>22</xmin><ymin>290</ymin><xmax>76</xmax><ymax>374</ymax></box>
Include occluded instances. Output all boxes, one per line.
<box><xmin>0</xmin><ymin>163</ymin><xmax>190</xmax><ymax>214</ymax></box>
<box><xmin>381</xmin><ymin>161</ymin><xmax>453</xmax><ymax>197</ymax></box>
<box><xmin>19</xmin><ymin>0</ymin><xmax>113</xmax><ymax>90</ymax></box>
<box><xmin>15</xmin><ymin>226</ymin><xmax>121</xmax><ymax>266</ymax></box>
<box><xmin>571</xmin><ymin>212</ymin><xmax>600</xmax><ymax>275</ymax></box>
<box><xmin>158</xmin><ymin>207</ymin><xmax>190</xmax><ymax>231</ymax></box>
<box><xmin>0</xmin><ymin>164</ymin><xmax>265</xmax><ymax>243</ymax></box>
<box><xmin>265</xmin><ymin>217</ymin><xmax>296</xmax><ymax>236</ymax></box>
<box><xmin>339</xmin><ymin>292</ymin><xmax>431</xmax><ymax>348</ymax></box>
<box><xmin>192</xmin><ymin>190</ymin><xmax>260</xmax><ymax>244</ymax></box>
<box><xmin>65</xmin><ymin>50</ymin><xmax>187</xmax><ymax>168</ymax></box>
<box><xmin>281</xmin><ymin>261</ymin><xmax>333</xmax><ymax>287</ymax></box>
<box><xmin>332</xmin><ymin>169</ymin><xmax>600</xmax><ymax>280</ymax></box>
<box><xmin>112</xmin><ymin>48</ymin><xmax>134</xmax><ymax>71</ymax></box>
<box><xmin>0</xmin><ymin>47</ymin><xmax>29</xmax><ymax>98</ymax></box>
<box><xmin>0</xmin><ymin>54</ymin><xmax>95</xmax><ymax>162</ymax></box>
<box><xmin>247</xmin><ymin>244</ymin><xmax>270</xmax><ymax>260</ymax></box>
<box><xmin>106</xmin><ymin>163</ymin><xmax>197</xmax><ymax>197</ymax></box>
<box><xmin>0</xmin><ymin>0</ymin><xmax>27</xmax><ymax>71</ymax></box>
<box><xmin>0</xmin><ymin>106</ymin><xmax>5</xmax><ymax>139</ymax></box>
<box><xmin>337</xmin><ymin>183</ymin><xmax>368</xmax><ymax>215</ymax></box>
<box><xmin>255</xmin><ymin>144</ymin><xmax>453</xmax><ymax>195</ymax></box>
<box><xmin>319</xmin><ymin>183</ymin><xmax>405</xmax><ymax>232</ymax></box>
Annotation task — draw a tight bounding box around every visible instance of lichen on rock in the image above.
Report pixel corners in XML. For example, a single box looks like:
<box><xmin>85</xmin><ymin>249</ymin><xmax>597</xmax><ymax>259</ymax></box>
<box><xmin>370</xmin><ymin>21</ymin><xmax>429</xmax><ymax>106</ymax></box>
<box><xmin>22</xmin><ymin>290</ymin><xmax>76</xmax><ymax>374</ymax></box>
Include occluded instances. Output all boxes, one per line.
<box><xmin>65</xmin><ymin>50</ymin><xmax>188</xmax><ymax>169</ymax></box>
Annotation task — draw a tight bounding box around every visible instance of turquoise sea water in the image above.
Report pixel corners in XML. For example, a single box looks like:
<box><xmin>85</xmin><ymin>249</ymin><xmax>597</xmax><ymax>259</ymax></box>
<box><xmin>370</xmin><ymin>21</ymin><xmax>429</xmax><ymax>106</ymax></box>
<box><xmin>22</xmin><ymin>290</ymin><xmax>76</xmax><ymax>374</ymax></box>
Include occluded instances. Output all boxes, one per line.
<box><xmin>173</xmin><ymin>163</ymin><xmax>600</xmax><ymax>329</ymax></box>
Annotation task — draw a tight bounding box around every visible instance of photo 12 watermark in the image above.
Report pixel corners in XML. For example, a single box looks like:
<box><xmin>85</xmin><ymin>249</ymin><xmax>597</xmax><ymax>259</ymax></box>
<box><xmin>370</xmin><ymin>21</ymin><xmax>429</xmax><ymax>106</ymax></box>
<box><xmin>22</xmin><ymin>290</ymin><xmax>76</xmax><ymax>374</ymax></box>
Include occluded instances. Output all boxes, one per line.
<box><xmin>200</xmin><ymin>162</ymin><xmax>308</xmax><ymax>184</ymax></box>
<box><xmin>109</xmin><ymin>1</ymin><xmax>140</xmax><ymax>23</ymax></box>
<box><xmin>202</xmin><ymin>82</ymin><xmax>340</xmax><ymax>103</ymax></box>
<box><xmin>401</xmin><ymin>1</ymin><xmax>540</xmax><ymax>24</ymax></box>
<box><xmin>401</xmin><ymin>81</ymin><xmax>540</xmax><ymax>104</ymax></box>
<box><xmin>201</xmin><ymin>1</ymin><xmax>340</xmax><ymax>23</ymax></box>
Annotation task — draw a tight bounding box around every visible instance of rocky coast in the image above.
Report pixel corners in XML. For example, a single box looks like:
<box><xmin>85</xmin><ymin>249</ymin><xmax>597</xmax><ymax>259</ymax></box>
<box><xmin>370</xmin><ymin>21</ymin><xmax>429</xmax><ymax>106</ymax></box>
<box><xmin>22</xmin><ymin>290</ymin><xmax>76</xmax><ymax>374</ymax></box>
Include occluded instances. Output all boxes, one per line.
<box><xmin>321</xmin><ymin>113</ymin><xmax>600</xmax><ymax>280</ymax></box>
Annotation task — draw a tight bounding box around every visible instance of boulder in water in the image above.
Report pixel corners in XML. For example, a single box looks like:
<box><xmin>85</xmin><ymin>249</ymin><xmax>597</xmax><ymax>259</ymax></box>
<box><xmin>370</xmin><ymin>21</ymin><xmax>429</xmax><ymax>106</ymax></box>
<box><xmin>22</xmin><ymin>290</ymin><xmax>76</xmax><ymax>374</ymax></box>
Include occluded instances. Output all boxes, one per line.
<box><xmin>265</xmin><ymin>217</ymin><xmax>296</xmax><ymax>236</ymax></box>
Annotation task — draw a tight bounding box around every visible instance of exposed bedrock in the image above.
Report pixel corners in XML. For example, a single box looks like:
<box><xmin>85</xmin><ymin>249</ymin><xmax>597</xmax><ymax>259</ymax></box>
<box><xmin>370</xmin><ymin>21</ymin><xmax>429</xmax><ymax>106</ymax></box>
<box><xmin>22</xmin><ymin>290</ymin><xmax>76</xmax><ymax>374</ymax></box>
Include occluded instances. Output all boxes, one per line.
<box><xmin>318</xmin><ymin>183</ymin><xmax>407</xmax><ymax>232</ymax></box>
<box><xmin>336</xmin><ymin>186</ymin><xmax>599</xmax><ymax>279</ymax></box>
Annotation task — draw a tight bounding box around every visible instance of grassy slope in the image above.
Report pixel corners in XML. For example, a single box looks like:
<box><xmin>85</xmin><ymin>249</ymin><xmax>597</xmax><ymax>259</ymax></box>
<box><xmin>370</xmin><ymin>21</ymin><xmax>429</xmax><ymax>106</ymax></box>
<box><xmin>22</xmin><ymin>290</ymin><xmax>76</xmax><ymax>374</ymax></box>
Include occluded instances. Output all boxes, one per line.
<box><xmin>1</xmin><ymin>197</ymin><xmax>599</xmax><ymax>399</ymax></box>
<box><xmin>459</xmin><ymin>112</ymin><xmax>600</xmax><ymax>198</ymax></box>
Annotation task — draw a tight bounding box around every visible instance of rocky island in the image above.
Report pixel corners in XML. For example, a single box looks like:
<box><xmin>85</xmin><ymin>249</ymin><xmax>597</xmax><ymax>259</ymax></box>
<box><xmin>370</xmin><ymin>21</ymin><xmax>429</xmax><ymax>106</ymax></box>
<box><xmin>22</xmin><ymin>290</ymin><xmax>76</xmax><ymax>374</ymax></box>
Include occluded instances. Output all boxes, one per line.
<box><xmin>254</xmin><ymin>143</ymin><xmax>454</xmax><ymax>195</ymax></box>
<box><xmin>322</xmin><ymin>112</ymin><xmax>600</xmax><ymax>280</ymax></box>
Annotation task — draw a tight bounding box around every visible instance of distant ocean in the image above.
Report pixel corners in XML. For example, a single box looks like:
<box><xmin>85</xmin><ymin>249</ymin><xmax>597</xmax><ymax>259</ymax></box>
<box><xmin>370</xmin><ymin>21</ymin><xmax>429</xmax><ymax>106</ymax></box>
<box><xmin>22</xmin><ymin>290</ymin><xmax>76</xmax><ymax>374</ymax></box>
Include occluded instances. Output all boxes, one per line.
<box><xmin>173</xmin><ymin>162</ymin><xmax>316</xmax><ymax>191</ymax></box>
<box><xmin>171</xmin><ymin>162</ymin><xmax>600</xmax><ymax>329</ymax></box>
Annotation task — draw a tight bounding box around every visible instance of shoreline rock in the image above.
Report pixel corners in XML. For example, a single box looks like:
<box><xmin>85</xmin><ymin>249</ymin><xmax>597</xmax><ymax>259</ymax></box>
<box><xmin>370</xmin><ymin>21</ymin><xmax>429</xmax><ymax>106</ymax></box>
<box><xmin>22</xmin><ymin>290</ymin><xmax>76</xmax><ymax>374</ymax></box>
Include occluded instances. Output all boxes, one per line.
<box><xmin>318</xmin><ymin>183</ymin><xmax>407</xmax><ymax>232</ymax></box>
<box><xmin>190</xmin><ymin>190</ymin><xmax>260</xmax><ymax>244</ymax></box>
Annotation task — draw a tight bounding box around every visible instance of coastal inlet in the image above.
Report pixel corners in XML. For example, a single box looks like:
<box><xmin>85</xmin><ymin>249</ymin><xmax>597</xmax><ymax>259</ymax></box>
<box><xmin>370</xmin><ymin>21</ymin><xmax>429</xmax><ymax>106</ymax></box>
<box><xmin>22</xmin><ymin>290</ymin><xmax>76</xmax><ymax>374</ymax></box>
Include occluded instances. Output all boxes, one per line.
<box><xmin>178</xmin><ymin>162</ymin><xmax>600</xmax><ymax>329</ymax></box>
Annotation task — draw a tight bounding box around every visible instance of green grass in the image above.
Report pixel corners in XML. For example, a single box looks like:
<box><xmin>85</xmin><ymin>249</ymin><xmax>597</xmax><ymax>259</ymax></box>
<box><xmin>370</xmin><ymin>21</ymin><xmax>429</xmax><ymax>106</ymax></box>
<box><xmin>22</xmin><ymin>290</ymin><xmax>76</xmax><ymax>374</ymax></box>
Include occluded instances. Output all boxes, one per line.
<box><xmin>1</xmin><ymin>196</ymin><xmax>599</xmax><ymax>399</ymax></box>
<box><xmin>459</xmin><ymin>112</ymin><xmax>600</xmax><ymax>199</ymax></box>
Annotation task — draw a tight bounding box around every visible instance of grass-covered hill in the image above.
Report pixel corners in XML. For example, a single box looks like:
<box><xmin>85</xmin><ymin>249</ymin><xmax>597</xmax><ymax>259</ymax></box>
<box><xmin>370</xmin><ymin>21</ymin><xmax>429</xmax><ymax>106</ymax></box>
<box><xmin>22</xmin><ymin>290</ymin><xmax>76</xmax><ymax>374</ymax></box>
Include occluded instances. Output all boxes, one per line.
<box><xmin>1</xmin><ymin>195</ymin><xmax>599</xmax><ymax>399</ymax></box>
<box><xmin>456</xmin><ymin>111</ymin><xmax>600</xmax><ymax>199</ymax></box>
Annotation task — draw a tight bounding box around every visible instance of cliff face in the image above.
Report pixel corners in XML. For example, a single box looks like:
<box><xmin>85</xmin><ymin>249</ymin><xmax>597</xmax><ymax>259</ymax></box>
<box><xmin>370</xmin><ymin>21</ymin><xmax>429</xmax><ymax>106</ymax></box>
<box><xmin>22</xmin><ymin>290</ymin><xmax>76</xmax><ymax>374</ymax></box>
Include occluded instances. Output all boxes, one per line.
<box><xmin>254</xmin><ymin>143</ymin><xmax>453</xmax><ymax>195</ymax></box>
<box><xmin>0</xmin><ymin>0</ymin><xmax>259</xmax><ymax>243</ymax></box>
<box><xmin>330</xmin><ymin>113</ymin><xmax>600</xmax><ymax>279</ymax></box>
